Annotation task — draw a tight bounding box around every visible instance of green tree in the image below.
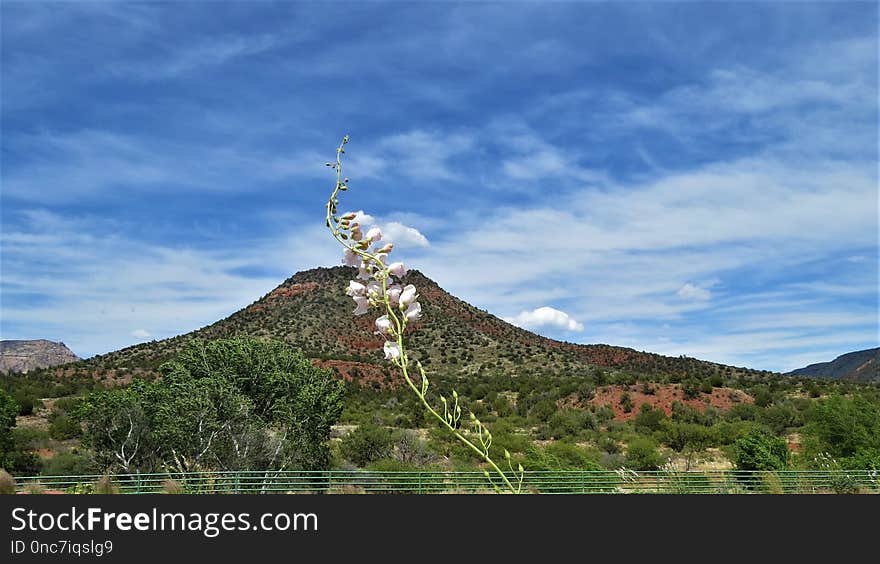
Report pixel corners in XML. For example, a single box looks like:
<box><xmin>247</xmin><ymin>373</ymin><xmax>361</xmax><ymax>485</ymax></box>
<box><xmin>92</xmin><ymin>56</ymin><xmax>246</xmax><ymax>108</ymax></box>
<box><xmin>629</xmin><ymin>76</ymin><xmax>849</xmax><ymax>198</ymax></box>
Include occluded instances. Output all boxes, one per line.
<box><xmin>79</xmin><ymin>338</ymin><xmax>345</xmax><ymax>473</ymax></box>
<box><xmin>340</xmin><ymin>424</ymin><xmax>395</xmax><ymax>467</ymax></box>
<box><xmin>733</xmin><ymin>431</ymin><xmax>789</xmax><ymax>473</ymax></box>
<box><xmin>625</xmin><ymin>438</ymin><xmax>665</xmax><ymax>471</ymax></box>
<box><xmin>0</xmin><ymin>390</ymin><xmax>20</xmax><ymax>469</ymax></box>
<box><xmin>634</xmin><ymin>404</ymin><xmax>666</xmax><ymax>433</ymax></box>
<box><xmin>802</xmin><ymin>394</ymin><xmax>880</xmax><ymax>460</ymax></box>
<box><xmin>0</xmin><ymin>389</ymin><xmax>39</xmax><ymax>474</ymax></box>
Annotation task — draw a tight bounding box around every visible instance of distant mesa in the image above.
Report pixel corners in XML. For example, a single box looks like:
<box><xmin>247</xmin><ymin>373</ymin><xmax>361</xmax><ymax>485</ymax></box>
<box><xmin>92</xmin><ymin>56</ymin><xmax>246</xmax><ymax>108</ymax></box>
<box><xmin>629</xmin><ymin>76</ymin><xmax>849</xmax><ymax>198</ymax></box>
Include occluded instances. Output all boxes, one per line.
<box><xmin>0</xmin><ymin>339</ymin><xmax>81</xmax><ymax>374</ymax></box>
<box><xmin>787</xmin><ymin>348</ymin><xmax>879</xmax><ymax>384</ymax></box>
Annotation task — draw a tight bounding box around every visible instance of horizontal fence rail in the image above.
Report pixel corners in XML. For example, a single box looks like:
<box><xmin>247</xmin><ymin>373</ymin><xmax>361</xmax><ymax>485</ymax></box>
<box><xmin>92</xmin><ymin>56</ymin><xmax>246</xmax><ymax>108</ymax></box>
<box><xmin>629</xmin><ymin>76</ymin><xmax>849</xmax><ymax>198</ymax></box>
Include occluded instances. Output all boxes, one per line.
<box><xmin>10</xmin><ymin>470</ymin><xmax>879</xmax><ymax>494</ymax></box>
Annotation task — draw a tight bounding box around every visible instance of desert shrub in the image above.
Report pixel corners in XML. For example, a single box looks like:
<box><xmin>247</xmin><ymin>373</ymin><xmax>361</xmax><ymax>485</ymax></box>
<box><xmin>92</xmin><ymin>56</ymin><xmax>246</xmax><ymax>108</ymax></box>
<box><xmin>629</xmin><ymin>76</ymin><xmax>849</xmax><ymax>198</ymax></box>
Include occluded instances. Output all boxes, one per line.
<box><xmin>162</xmin><ymin>479</ymin><xmax>184</xmax><ymax>494</ymax></box>
<box><xmin>734</xmin><ymin>431</ymin><xmax>789</xmax><ymax>475</ymax></box>
<box><xmin>594</xmin><ymin>404</ymin><xmax>614</xmax><ymax>424</ymax></box>
<box><xmin>620</xmin><ymin>392</ymin><xmax>633</xmax><ymax>413</ymax></box>
<box><xmin>802</xmin><ymin>395</ymin><xmax>880</xmax><ymax>460</ymax></box>
<box><xmin>758</xmin><ymin>405</ymin><xmax>801</xmax><ymax>435</ymax></box>
<box><xmin>24</xmin><ymin>482</ymin><xmax>46</xmax><ymax>495</ymax></box>
<box><xmin>79</xmin><ymin>338</ymin><xmax>345</xmax><ymax>473</ymax></box>
<box><xmin>634</xmin><ymin>404</ymin><xmax>666</xmax><ymax>433</ymax></box>
<box><xmin>392</xmin><ymin>431</ymin><xmax>436</xmax><ymax>466</ymax></box>
<box><xmin>492</xmin><ymin>395</ymin><xmax>513</xmax><ymax>417</ymax></box>
<box><xmin>94</xmin><ymin>474</ymin><xmax>120</xmax><ymax>494</ymax></box>
<box><xmin>725</xmin><ymin>403</ymin><xmax>759</xmax><ymax>422</ymax></box>
<box><xmin>529</xmin><ymin>399</ymin><xmax>557</xmax><ymax>423</ymax></box>
<box><xmin>42</xmin><ymin>450</ymin><xmax>94</xmax><ymax>476</ymax></box>
<box><xmin>659</xmin><ymin>420</ymin><xmax>715</xmax><ymax>453</ymax></box>
<box><xmin>599</xmin><ymin>436</ymin><xmax>621</xmax><ymax>454</ymax></box>
<box><xmin>13</xmin><ymin>394</ymin><xmax>39</xmax><ymax>416</ymax></box>
<box><xmin>0</xmin><ymin>469</ymin><xmax>15</xmax><ymax>494</ymax></box>
<box><xmin>340</xmin><ymin>424</ymin><xmax>396</xmax><ymax>467</ymax></box>
<box><xmin>625</xmin><ymin>438</ymin><xmax>665</xmax><ymax>471</ymax></box>
<box><xmin>49</xmin><ymin>413</ymin><xmax>82</xmax><ymax>440</ymax></box>
<box><xmin>752</xmin><ymin>386</ymin><xmax>772</xmax><ymax>407</ymax></box>
<box><xmin>670</xmin><ymin>402</ymin><xmax>706</xmax><ymax>425</ymax></box>
<box><xmin>548</xmin><ymin>409</ymin><xmax>594</xmax><ymax>439</ymax></box>
<box><xmin>682</xmin><ymin>379</ymin><xmax>700</xmax><ymax>400</ymax></box>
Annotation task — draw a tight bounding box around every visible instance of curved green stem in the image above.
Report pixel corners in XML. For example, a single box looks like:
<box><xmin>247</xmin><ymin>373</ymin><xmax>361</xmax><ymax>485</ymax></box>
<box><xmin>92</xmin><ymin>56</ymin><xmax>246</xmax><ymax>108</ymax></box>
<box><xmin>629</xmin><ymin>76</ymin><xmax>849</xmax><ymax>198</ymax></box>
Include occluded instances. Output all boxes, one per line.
<box><xmin>324</xmin><ymin>135</ymin><xmax>522</xmax><ymax>494</ymax></box>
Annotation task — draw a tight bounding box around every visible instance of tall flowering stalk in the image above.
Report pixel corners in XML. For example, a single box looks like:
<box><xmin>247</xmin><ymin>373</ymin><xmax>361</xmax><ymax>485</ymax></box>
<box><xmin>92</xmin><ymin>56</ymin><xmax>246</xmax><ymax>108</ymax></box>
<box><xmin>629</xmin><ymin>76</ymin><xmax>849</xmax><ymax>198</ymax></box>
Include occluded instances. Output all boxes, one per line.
<box><xmin>324</xmin><ymin>135</ymin><xmax>523</xmax><ymax>493</ymax></box>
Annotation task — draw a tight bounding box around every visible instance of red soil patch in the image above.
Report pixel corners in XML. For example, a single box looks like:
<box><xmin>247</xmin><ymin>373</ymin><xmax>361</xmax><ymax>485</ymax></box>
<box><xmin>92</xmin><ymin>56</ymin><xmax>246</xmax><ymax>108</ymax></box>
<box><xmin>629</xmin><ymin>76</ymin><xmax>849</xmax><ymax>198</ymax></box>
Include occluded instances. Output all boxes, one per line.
<box><xmin>570</xmin><ymin>383</ymin><xmax>753</xmax><ymax>422</ymax></box>
<box><xmin>313</xmin><ymin>359</ymin><xmax>393</xmax><ymax>388</ymax></box>
<box><xmin>267</xmin><ymin>282</ymin><xmax>319</xmax><ymax>299</ymax></box>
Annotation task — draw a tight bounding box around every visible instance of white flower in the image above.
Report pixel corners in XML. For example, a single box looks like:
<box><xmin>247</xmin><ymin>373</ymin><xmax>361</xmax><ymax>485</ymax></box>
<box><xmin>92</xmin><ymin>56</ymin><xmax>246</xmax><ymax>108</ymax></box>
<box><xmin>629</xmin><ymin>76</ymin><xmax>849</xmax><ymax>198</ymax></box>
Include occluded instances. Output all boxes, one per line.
<box><xmin>357</xmin><ymin>264</ymin><xmax>372</xmax><ymax>280</ymax></box>
<box><xmin>399</xmin><ymin>284</ymin><xmax>418</xmax><ymax>308</ymax></box>
<box><xmin>343</xmin><ymin>248</ymin><xmax>359</xmax><ymax>267</ymax></box>
<box><xmin>375</xmin><ymin>253</ymin><xmax>389</xmax><ymax>265</ymax></box>
<box><xmin>387</xmin><ymin>262</ymin><xmax>407</xmax><ymax>278</ymax></box>
<box><xmin>366</xmin><ymin>227</ymin><xmax>383</xmax><ymax>242</ymax></box>
<box><xmin>404</xmin><ymin>302</ymin><xmax>422</xmax><ymax>322</ymax></box>
<box><xmin>345</xmin><ymin>281</ymin><xmax>366</xmax><ymax>297</ymax></box>
<box><xmin>352</xmin><ymin>296</ymin><xmax>369</xmax><ymax>315</ymax></box>
<box><xmin>383</xmin><ymin>341</ymin><xmax>401</xmax><ymax>361</ymax></box>
<box><xmin>386</xmin><ymin>284</ymin><xmax>403</xmax><ymax>306</ymax></box>
<box><xmin>366</xmin><ymin>280</ymin><xmax>383</xmax><ymax>299</ymax></box>
<box><xmin>375</xmin><ymin>315</ymin><xmax>394</xmax><ymax>336</ymax></box>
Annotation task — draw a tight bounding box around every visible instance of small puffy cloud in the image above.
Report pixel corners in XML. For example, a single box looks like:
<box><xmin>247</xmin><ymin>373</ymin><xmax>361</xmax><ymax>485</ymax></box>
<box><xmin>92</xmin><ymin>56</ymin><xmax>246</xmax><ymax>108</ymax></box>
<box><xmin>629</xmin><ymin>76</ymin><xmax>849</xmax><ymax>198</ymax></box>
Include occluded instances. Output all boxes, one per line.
<box><xmin>131</xmin><ymin>329</ymin><xmax>151</xmax><ymax>339</ymax></box>
<box><xmin>350</xmin><ymin>211</ymin><xmax>429</xmax><ymax>248</ymax></box>
<box><xmin>351</xmin><ymin>210</ymin><xmax>376</xmax><ymax>226</ymax></box>
<box><xmin>382</xmin><ymin>222</ymin><xmax>430</xmax><ymax>247</ymax></box>
<box><xmin>677</xmin><ymin>283</ymin><xmax>711</xmax><ymax>301</ymax></box>
<box><xmin>506</xmin><ymin>306</ymin><xmax>584</xmax><ymax>332</ymax></box>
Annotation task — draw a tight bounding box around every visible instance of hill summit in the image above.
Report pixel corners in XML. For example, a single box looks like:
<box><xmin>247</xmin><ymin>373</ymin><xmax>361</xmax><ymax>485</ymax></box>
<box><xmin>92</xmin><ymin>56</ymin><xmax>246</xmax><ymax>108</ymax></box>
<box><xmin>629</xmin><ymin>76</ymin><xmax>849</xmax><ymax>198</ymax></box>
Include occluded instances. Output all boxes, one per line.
<box><xmin>71</xmin><ymin>266</ymin><xmax>773</xmax><ymax>384</ymax></box>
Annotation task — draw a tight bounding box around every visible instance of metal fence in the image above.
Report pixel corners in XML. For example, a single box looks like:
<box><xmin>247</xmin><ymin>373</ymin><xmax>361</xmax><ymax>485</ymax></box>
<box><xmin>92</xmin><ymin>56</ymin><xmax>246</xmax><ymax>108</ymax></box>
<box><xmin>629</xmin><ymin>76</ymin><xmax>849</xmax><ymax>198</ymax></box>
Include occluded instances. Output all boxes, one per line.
<box><xmin>11</xmin><ymin>469</ymin><xmax>879</xmax><ymax>494</ymax></box>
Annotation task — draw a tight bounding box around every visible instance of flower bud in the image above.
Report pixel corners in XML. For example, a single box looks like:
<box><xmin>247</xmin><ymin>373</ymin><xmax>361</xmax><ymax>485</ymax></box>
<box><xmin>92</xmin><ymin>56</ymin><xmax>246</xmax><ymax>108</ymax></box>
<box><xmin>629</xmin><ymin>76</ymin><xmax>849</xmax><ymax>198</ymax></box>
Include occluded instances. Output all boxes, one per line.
<box><xmin>341</xmin><ymin>212</ymin><xmax>357</xmax><ymax>221</ymax></box>
<box><xmin>376</xmin><ymin>243</ymin><xmax>394</xmax><ymax>255</ymax></box>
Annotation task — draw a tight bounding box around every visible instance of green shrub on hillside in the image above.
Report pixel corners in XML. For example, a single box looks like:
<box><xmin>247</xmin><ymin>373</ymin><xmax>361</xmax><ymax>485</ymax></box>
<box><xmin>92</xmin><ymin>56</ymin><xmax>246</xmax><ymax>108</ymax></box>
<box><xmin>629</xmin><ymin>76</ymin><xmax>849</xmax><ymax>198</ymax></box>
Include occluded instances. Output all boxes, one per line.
<box><xmin>340</xmin><ymin>424</ymin><xmax>396</xmax><ymax>467</ymax></box>
<box><xmin>734</xmin><ymin>431</ymin><xmax>789</xmax><ymax>473</ymax></box>
<box><xmin>625</xmin><ymin>438</ymin><xmax>665</xmax><ymax>471</ymax></box>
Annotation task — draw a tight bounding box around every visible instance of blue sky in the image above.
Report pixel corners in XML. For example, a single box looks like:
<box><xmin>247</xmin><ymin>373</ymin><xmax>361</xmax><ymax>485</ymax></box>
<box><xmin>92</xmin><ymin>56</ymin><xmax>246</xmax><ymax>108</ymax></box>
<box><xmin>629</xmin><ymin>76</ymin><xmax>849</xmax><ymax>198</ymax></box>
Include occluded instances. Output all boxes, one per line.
<box><xmin>1</xmin><ymin>2</ymin><xmax>877</xmax><ymax>372</ymax></box>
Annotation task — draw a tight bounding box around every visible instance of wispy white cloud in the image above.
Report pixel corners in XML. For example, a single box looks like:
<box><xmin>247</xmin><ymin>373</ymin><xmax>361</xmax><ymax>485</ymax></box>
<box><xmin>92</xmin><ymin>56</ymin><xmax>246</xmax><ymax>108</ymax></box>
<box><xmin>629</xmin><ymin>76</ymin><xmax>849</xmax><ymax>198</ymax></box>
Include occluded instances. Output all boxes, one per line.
<box><xmin>0</xmin><ymin>210</ymin><xmax>336</xmax><ymax>357</ymax></box>
<box><xmin>677</xmin><ymin>283</ymin><xmax>711</xmax><ymax>302</ymax></box>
